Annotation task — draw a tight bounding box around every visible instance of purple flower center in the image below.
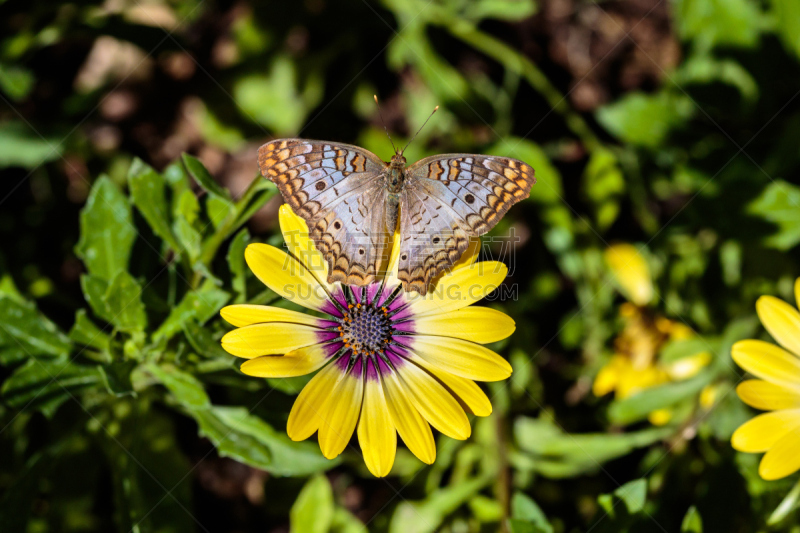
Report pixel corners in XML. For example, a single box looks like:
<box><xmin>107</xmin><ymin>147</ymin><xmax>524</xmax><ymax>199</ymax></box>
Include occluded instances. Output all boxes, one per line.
<box><xmin>339</xmin><ymin>302</ymin><xmax>393</xmax><ymax>355</ymax></box>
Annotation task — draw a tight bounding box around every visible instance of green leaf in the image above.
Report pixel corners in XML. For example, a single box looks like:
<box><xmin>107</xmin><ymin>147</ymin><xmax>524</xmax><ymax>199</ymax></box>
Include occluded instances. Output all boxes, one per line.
<box><xmin>596</xmin><ymin>91</ymin><xmax>694</xmax><ymax>149</ymax></box>
<box><xmin>100</xmin><ymin>360</ymin><xmax>136</xmax><ymax>396</ymax></box>
<box><xmin>0</xmin><ymin>62</ymin><xmax>34</xmax><ymax>101</ymax></box>
<box><xmin>0</xmin><ymin>273</ymin><xmax>25</xmax><ymax>303</ymax></box>
<box><xmin>128</xmin><ymin>158</ymin><xmax>181</xmax><ymax>251</ymax></box>
<box><xmin>233</xmin><ymin>55</ymin><xmax>323</xmax><ymax>135</ymax></box>
<box><xmin>153</xmin><ymin>281</ymin><xmax>230</xmax><ymax>341</ymax></box>
<box><xmin>183</xmin><ymin>319</ymin><xmax>229</xmax><ymax>360</ymax></box>
<box><xmin>1</xmin><ymin>357</ymin><xmax>103</xmax><ymax>416</ymax></box>
<box><xmin>103</xmin><ymin>271</ymin><xmax>147</xmax><ymax>333</ymax></box>
<box><xmin>330</xmin><ymin>507</ymin><xmax>367</xmax><ymax>533</ymax></box>
<box><xmin>290</xmin><ymin>475</ymin><xmax>335</xmax><ymax>533</ymax></box>
<box><xmin>174</xmin><ymin>217</ymin><xmax>203</xmax><ymax>261</ymax></box>
<box><xmin>389</xmin><ymin>477</ymin><xmax>490</xmax><ymax>533</ymax></box>
<box><xmin>207</xmin><ymin>195</ymin><xmax>234</xmax><ymax>228</ymax></box>
<box><xmin>194</xmin><ymin>101</ymin><xmax>246</xmax><ymax>151</ymax></box>
<box><xmin>673</xmin><ymin>55</ymin><xmax>758</xmax><ymax>102</ymax></box>
<box><xmin>510</xmin><ymin>492</ymin><xmax>553</xmax><ymax>533</ymax></box>
<box><xmin>673</xmin><ymin>0</ymin><xmax>763</xmax><ymax>51</ymax></box>
<box><xmin>75</xmin><ymin>176</ymin><xmax>136</xmax><ymax>281</ymax></box>
<box><xmin>597</xmin><ymin>478</ymin><xmax>647</xmax><ymax>517</ymax></box>
<box><xmin>771</xmin><ymin>0</ymin><xmax>800</xmax><ymax>59</ymax></box>
<box><xmin>768</xmin><ymin>477</ymin><xmax>800</xmax><ymax>526</ymax></box>
<box><xmin>682</xmin><ymin>505</ymin><xmax>703</xmax><ymax>532</ymax></box>
<box><xmin>228</xmin><ymin>228</ymin><xmax>250</xmax><ymax>302</ymax></box>
<box><xmin>68</xmin><ymin>309</ymin><xmax>110</xmax><ymax>351</ymax></box>
<box><xmin>146</xmin><ymin>363</ymin><xmax>210</xmax><ymax>408</ymax></box>
<box><xmin>582</xmin><ymin>148</ymin><xmax>624</xmax><ymax>230</ymax></box>
<box><xmin>182</xmin><ymin>153</ymin><xmax>231</xmax><ymax>200</ymax></box>
<box><xmin>188</xmin><ymin>405</ymin><xmax>333</xmax><ymax>476</ymax></box>
<box><xmin>0</xmin><ymin>346</ymin><xmax>27</xmax><ymax>365</ymax></box>
<box><xmin>80</xmin><ymin>274</ymin><xmax>113</xmax><ymax>323</ymax></box>
<box><xmin>0</xmin><ymin>121</ymin><xmax>61</xmax><ymax>169</ymax></box>
<box><xmin>464</xmin><ymin>0</ymin><xmax>537</xmax><ymax>21</ymax></box>
<box><xmin>659</xmin><ymin>337</ymin><xmax>713</xmax><ymax>363</ymax></box>
<box><xmin>469</xmin><ymin>495</ymin><xmax>504</xmax><ymax>522</ymax></box>
<box><xmin>0</xmin><ymin>295</ymin><xmax>71</xmax><ymax>358</ymax></box>
<box><xmin>608</xmin><ymin>374</ymin><xmax>711</xmax><ymax>425</ymax></box>
<box><xmin>748</xmin><ymin>180</ymin><xmax>800</xmax><ymax>250</ymax></box>
<box><xmin>514</xmin><ymin>417</ymin><xmax>671</xmax><ymax>478</ymax></box>
<box><xmin>607</xmin><ymin>373</ymin><xmax>710</xmax><ymax>425</ymax></box>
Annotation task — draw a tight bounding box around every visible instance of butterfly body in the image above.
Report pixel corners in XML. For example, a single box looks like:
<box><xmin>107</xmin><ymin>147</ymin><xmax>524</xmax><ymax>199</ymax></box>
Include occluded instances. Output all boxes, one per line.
<box><xmin>259</xmin><ymin>138</ymin><xmax>535</xmax><ymax>294</ymax></box>
<box><xmin>384</xmin><ymin>153</ymin><xmax>407</xmax><ymax>233</ymax></box>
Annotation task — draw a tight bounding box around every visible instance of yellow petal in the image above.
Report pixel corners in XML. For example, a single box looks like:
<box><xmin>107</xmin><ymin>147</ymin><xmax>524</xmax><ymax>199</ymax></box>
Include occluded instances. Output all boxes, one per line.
<box><xmin>279</xmin><ymin>204</ymin><xmax>333</xmax><ymax>291</ymax></box>
<box><xmin>240</xmin><ymin>344</ymin><xmax>332</xmax><ymax>377</ymax></box>
<box><xmin>221</xmin><ymin>322</ymin><xmax>321</xmax><ymax>358</ymax></box>
<box><xmin>287</xmin><ymin>362</ymin><xmax>341</xmax><ymax>441</ymax></box>
<box><xmin>616</xmin><ymin>365</ymin><xmax>668</xmax><ymax>399</ymax></box>
<box><xmin>731</xmin><ymin>340</ymin><xmax>800</xmax><ymax>388</ymax></box>
<box><xmin>736</xmin><ymin>380</ymin><xmax>800</xmax><ymax>411</ymax></box>
<box><xmin>412</xmin><ymin>307</ymin><xmax>515</xmax><ymax>344</ymax></box>
<box><xmin>648</xmin><ymin>409</ymin><xmax>672</xmax><ymax>426</ymax></box>
<box><xmin>604</xmin><ymin>244</ymin><xmax>653</xmax><ymax>306</ymax></box>
<box><xmin>593</xmin><ymin>358</ymin><xmax>624</xmax><ymax>396</ymax></box>
<box><xmin>406</xmin><ymin>261</ymin><xmax>508</xmax><ymax>317</ymax></box>
<box><xmin>427</xmin><ymin>236</ymin><xmax>481</xmax><ymax>288</ymax></box>
<box><xmin>318</xmin><ymin>366</ymin><xmax>364</xmax><ymax>459</ymax></box>
<box><xmin>395</xmin><ymin>360</ymin><xmax>471</xmax><ymax>440</ymax></box>
<box><xmin>757</xmin><ymin>295</ymin><xmax>800</xmax><ymax>357</ymax></box>
<box><xmin>664</xmin><ymin>351</ymin><xmax>712</xmax><ymax>380</ymax></box>
<box><xmin>382</xmin><ymin>369</ymin><xmax>436</xmax><ymax>464</ymax></box>
<box><xmin>245</xmin><ymin>243</ymin><xmax>330</xmax><ymax>312</ymax></box>
<box><xmin>412</xmin><ymin>356</ymin><xmax>492</xmax><ymax>416</ymax></box>
<box><xmin>407</xmin><ymin>336</ymin><xmax>512</xmax><ymax>382</ymax></box>
<box><xmin>382</xmin><ymin>222</ymin><xmax>403</xmax><ymax>283</ymax></box>
<box><xmin>699</xmin><ymin>384</ymin><xmax>718</xmax><ymax>409</ymax></box>
<box><xmin>731</xmin><ymin>409</ymin><xmax>800</xmax><ymax>452</ymax></box>
<box><xmin>220</xmin><ymin>304</ymin><xmax>322</xmax><ymax>328</ymax></box>
<box><xmin>357</xmin><ymin>366</ymin><xmax>397</xmax><ymax>477</ymax></box>
<box><xmin>795</xmin><ymin>277</ymin><xmax>800</xmax><ymax>310</ymax></box>
<box><xmin>759</xmin><ymin>427</ymin><xmax>800</xmax><ymax>480</ymax></box>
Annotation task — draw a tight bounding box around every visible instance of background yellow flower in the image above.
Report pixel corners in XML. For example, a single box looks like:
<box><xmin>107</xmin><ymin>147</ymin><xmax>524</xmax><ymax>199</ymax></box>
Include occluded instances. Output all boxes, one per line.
<box><xmin>732</xmin><ymin>278</ymin><xmax>800</xmax><ymax>480</ymax></box>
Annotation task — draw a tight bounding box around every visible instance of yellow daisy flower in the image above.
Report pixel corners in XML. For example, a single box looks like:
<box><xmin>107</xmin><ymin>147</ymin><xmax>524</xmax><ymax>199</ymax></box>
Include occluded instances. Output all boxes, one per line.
<box><xmin>219</xmin><ymin>205</ymin><xmax>514</xmax><ymax>477</ymax></box>
<box><xmin>731</xmin><ymin>278</ymin><xmax>800</xmax><ymax>480</ymax></box>
<box><xmin>594</xmin><ymin>245</ymin><xmax>711</xmax><ymax>425</ymax></box>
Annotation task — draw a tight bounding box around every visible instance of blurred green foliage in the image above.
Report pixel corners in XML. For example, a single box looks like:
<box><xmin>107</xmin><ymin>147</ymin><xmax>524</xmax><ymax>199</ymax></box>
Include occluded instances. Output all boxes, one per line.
<box><xmin>3</xmin><ymin>0</ymin><xmax>800</xmax><ymax>531</ymax></box>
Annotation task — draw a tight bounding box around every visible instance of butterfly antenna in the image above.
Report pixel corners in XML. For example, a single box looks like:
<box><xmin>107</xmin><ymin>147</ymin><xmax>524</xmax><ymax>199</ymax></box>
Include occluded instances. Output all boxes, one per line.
<box><xmin>401</xmin><ymin>105</ymin><xmax>439</xmax><ymax>154</ymax></box>
<box><xmin>374</xmin><ymin>95</ymin><xmax>398</xmax><ymax>154</ymax></box>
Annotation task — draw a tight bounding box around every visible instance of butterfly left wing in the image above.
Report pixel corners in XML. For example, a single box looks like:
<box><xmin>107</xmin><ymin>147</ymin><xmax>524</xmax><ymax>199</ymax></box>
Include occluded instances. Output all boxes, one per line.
<box><xmin>397</xmin><ymin>154</ymin><xmax>535</xmax><ymax>293</ymax></box>
<box><xmin>259</xmin><ymin>138</ymin><xmax>390</xmax><ymax>286</ymax></box>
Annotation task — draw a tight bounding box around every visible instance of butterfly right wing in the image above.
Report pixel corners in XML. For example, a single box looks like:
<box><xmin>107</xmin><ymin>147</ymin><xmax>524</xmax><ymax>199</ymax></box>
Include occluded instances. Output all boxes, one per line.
<box><xmin>397</xmin><ymin>154</ymin><xmax>535</xmax><ymax>293</ymax></box>
<box><xmin>258</xmin><ymin>139</ymin><xmax>390</xmax><ymax>286</ymax></box>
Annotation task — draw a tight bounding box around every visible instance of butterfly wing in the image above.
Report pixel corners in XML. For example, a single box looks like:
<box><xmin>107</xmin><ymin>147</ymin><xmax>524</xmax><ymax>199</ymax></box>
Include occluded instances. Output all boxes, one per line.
<box><xmin>397</xmin><ymin>154</ymin><xmax>535</xmax><ymax>293</ymax></box>
<box><xmin>259</xmin><ymin>139</ymin><xmax>390</xmax><ymax>286</ymax></box>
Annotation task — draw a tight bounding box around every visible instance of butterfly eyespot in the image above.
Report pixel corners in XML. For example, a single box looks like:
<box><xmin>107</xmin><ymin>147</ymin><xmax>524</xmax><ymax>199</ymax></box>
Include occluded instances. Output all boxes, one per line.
<box><xmin>401</xmin><ymin>253</ymin><xmax>408</xmax><ymax>261</ymax></box>
<box><xmin>315</xmin><ymin>181</ymin><xmax>326</xmax><ymax>191</ymax></box>
<box><xmin>465</xmin><ymin>193</ymin><xmax>475</xmax><ymax>204</ymax></box>
<box><xmin>432</xmin><ymin>237</ymin><xmax>440</xmax><ymax>244</ymax></box>
<box><xmin>359</xmin><ymin>248</ymin><xmax>365</xmax><ymax>255</ymax></box>
<box><xmin>333</xmin><ymin>221</ymin><xmax>342</xmax><ymax>230</ymax></box>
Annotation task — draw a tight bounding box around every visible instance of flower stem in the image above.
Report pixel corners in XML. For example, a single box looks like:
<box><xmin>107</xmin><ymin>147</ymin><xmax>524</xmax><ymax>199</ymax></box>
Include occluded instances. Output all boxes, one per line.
<box><xmin>768</xmin><ymin>475</ymin><xmax>800</xmax><ymax>526</ymax></box>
